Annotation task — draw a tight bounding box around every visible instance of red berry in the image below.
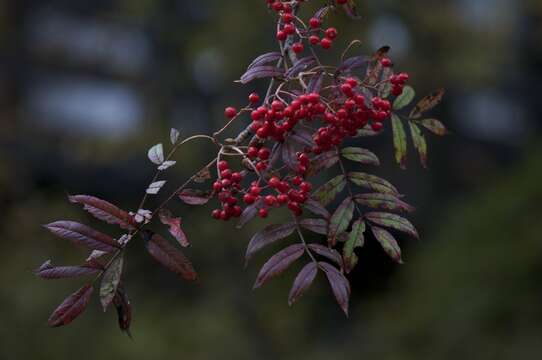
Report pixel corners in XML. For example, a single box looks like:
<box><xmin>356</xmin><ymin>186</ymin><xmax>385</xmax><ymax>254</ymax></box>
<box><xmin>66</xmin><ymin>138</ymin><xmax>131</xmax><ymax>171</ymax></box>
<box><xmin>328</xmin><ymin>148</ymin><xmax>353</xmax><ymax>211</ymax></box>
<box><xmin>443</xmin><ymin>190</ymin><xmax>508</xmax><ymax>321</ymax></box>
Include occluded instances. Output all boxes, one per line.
<box><xmin>231</xmin><ymin>172</ymin><xmax>242</xmax><ymax>183</ymax></box>
<box><xmin>211</xmin><ymin>209</ymin><xmax>221</xmax><ymax>219</ymax></box>
<box><xmin>258</xmin><ymin>147</ymin><xmax>271</xmax><ymax>160</ymax></box>
<box><xmin>320</xmin><ymin>37</ymin><xmax>332</xmax><ymax>49</ymax></box>
<box><xmin>283</xmin><ymin>23</ymin><xmax>295</xmax><ymax>35</ymax></box>
<box><xmin>243</xmin><ymin>193</ymin><xmax>256</xmax><ymax>204</ymax></box>
<box><xmin>232</xmin><ymin>206</ymin><xmax>242</xmax><ymax>217</ymax></box>
<box><xmin>221</xmin><ymin>179</ymin><xmax>231</xmax><ymax>188</ymax></box>
<box><xmin>292</xmin><ymin>176</ymin><xmax>303</xmax><ymax>186</ymax></box>
<box><xmin>300</xmin><ymin>182</ymin><xmax>312</xmax><ymax>193</ymax></box>
<box><xmin>213</xmin><ymin>181</ymin><xmax>223</xmax><ymax>191</ymax></box>
<box><xmin>265</xmin><ymin>195</ymin><xmax>276</xmax><ymax>206</ymax></box>
<box><xmin>269</xmin><ymin>176</ymin><xmax>281</xmax><ymax>188</ymax></box>
<box><xmin>341</xmin><ymin>83</ymin><xmax>353</xmax><ymax>96</ymax></box>
<box><xmin>256</xmin><ymin>161</ymin><xmax>268</xmax><ymax>171</ymax></box>
<box><xmin>276</xmin><ymin>30</ymin><xmax>287</xmax><ymax>41</ymax></box>
<box><xmin>292</xmin><ymin>42</ymin><xmax>304</xmax><ymax>54</ymax></box>
<box><xmin>324</xmin><ymin>27</ymin><xmax>338</xmax><ymax>40</ymax></box>
<box><xmin>371</xmin><ymin>122</ymin><xmax>384</xmax><ymax>131</ymax></box>
<box><xmin>224</xmin><ymin>106</ymin><xmax>237</xmax><ymax>119</ymax></box>
<box><xmin>250</xmin><ymin>186</ymin><xmax>261</xmax><ymax>196</ymax></box>
<box><xmin>337</xmin><ymin>0</ymin><xmax>348</xmax><ymax>4</ymax></box>
<box><xmin>288</xmin><ymin>201</ymin><xmax>302</xmax><ymax>215</ymax></box>
<box><xmin>248</xmin><ymin>92</ymin><xmax>260</xmax><ymax>103</ymax></box>
<box><xmin>218</xmin><ymin>160</ymin><xmax>229</xmax><ymax>171</ymax></box>
<box><xmin>220</xmin><ymin>169</ymin><xmax>232</xmax><ymax>179</ymax></box>
<box><xmin>258</xmin><ymin>208</ymin><xmax>269</xmax><ymax>218</ymax></box>
<box><xmin>277</xmin><ymin>194</ymin><xmax>288</xmax><ymax>204</ymax></box>
<box><xmin>381</xmin><ymin>58</ymin><xmax>392</xmax><ymax>67</ymax></box>
<box><xmin>247</xmin><ymin>146</ymin><xmax>259</xmax><ymax>159</ymax></box>
<box><xmin>282</xmin><ymin>13</ymin><xmax>294</xmax><ymax>23</ymax></box>
<box><xmin>309</xmin><ymin>17</ymin><xmax>321</xmax><ymax>28</ymax></box>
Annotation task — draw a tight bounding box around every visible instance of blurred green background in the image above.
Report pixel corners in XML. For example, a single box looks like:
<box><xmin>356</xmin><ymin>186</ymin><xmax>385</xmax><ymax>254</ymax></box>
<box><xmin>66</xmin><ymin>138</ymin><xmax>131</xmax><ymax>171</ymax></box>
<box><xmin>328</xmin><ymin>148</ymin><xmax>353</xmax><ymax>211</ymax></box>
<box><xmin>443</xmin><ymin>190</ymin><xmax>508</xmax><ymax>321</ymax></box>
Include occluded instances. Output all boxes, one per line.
<box><xmin>1</xmin><ymin>0</ymin><xmax>541</xmax><ymax>359</ymax></box>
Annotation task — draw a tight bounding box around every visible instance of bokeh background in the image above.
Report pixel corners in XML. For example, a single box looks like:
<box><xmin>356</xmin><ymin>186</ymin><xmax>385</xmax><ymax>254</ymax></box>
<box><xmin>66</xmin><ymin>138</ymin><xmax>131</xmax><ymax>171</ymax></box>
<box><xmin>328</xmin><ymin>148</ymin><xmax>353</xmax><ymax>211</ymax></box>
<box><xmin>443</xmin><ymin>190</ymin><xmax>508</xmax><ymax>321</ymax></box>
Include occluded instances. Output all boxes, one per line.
<box><xmin>1</xmin><ymin>0</ymin><xmax>542</xmax><ymax>359</ymax></box>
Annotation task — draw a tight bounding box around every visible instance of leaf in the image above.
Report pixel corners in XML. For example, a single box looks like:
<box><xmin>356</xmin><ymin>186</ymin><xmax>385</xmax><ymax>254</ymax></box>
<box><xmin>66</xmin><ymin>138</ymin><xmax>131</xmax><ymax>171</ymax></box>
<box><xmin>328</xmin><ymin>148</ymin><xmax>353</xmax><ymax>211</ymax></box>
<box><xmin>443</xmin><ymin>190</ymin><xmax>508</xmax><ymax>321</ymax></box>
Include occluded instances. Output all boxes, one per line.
<box><xmin>341</xmin><ymin>147</ymin><xmax>380</xmax><ymax>166</ymax></box>
<box><xmin>112</xmin><ymin>285</ymin><xmax>132</xmax><ymax>337</ymax></box>
<box><xmin>147</xmin><ymin>143</ymin><xmax>164</xmax><ymax>165</ymax></box>
<box><xmin>337</xmin><ymin>55</ymin><xmax>369</xmax><ymax>73</ymax></box>
<box><xmin>237</xmin><ymin>199</ymin><xmax>264</xmax><ymax>229</ymax></box>
<box><xmin>247</xmin><ymin>52</ymin><xmax>282</xmax><ymax>70</ymax></box>
<box><xmin>170</xmin><ymin>128</ymin><xmax>180</xmax><ymax>145</ymax></box>
<box><xmin>356</xmin><ymin>126</ymin><xmax>380</xmax><ymax>137</ymax></box>
<box><xmin>391</xmin><ymin>114</ymin><xmax>408</xmax><ymax>169</ymax></box>
<box><xmin>146</xmin><ymin>180</ymin><xmax>166</xmax><ymax>195</ymax></box>
<box><xmin>285</xmin><ymin>56</ymin><xmax>316</xmax><ymax>79</ymax></box>
<box><xmin>306</xmin><ymin>150</ymin><xmax>339</xmax><ymax>176</ymax></box>
<box><xmin>313</xmin><ymin>175</ymin><xmax>346</xmax><ymax>206</ymax></box>
<box><xmin>68</xmin><ymin>195</ymin><xmax>136</xmax><ymax>230</ymax></box>
<box><xmin>418</xmin><ymin>118</ymin><xmax>449</xmax><ymax>136</ymax></box>
<box><xmin>158</xmin><ymin>209</ymin><xmax>189</xmax><ymax>247</ymax></box>
<box><xmin>393</xmin><ymin>85</ymin><xmax>415</xmax><ymax>110</ymax></box>
<box><xmin>44</xmin><ymin>221</ymin><xmax>119</xmax><ymax>252</ymax></box>
<box><xmin>289</xmin><ymin>126</ymin><xmax>316</xmax><ymax>148</ymax></box>
<box><xmin>48</xmin><ymin>284</ymin><xmax>93</xmax><ymax>327</ymax></box>
<box><xmin>354</xmin><ymin>193</ymin><xmax>414</xmax><ymax>213</ymax></box>
<box><xmin>158</xmin><ymin>160</ymin><xmax>176</xmax><ymax>171</ymax></box>
<box><xmin>240</xmin><ymin>66</ymin><xmax>284</xmax><ymax>84</ymax></box>
<box><xmin>34</xmin><ymin>260</ymin><xmax>100</xmax><ymax>279</ymax></box>
<box><xmin>100</xmin><ymin>255</ymin><xmax>124</xmax><ymax>312</ymax></box>
<box><xmin>281</xmin><ymin>136</ymin><xmax>298</xmax><ymax>170</ymax></box>
<box><xmin>288</xmin><ymin>262</ymin><xmax>318</xmax><ymax>306</ymax></box>
<box><xmin>365</xmin><ymin>212</ymin><xmax>419</xmax><ymax>239</ymax></box>
<box><xmin>348</xmin><ymin>172</ymin><xmax>400</xmax><ymax>196</ymax></box>
<box><xmin>319</xmin><ymin>262</ymin><xmax>350</xmax><ymax>316</ymax></box>
<box><xmin>343</xmin><ymin>219</ymin><xmax>365</xmax><ymax>273</ymax></box>
<box><xmin>409</xmin><ymin>88</ymin><xmax>445</xmax><ymax>119</ymax></box>
<box><xmin>365</xmin><ymin>46</ymin><xmax>389</xmax><ymax>86</ymax></box>
<box><xmin>253</xmin><ymin>244</ymin><xmax>305</xmax><ymax>289</ymax></box>
<box><xmin>328</xmin><ymin>197</ymin><xmax>355</xmax><ymax>246</ymax></box>
<box><xmin>299</xmin><ymin>218</ymin><xmax>329</xmax><ymax>235</ymax></box>
<box><xmin>245</xmin><ymin>222</ymin><xmax>296</xmax><ymax>262</ymax></box>
<box><xmin>342</xmin><ymin>0</ymin><xmax>361</xmax><ymax>19</ymax></box>
<box><xmin>142</xmin><ymin>231</ymin><xmax>197</xmax><ymax>281</ymax></box>
<box><xmin>178</xmin><ymin>189</ymin><xmax>211</xmax><ymax>205</ymax></box>
<box><xmin>194</xmin><ymin>166</ymin><xmax>212</xmax><ymax>183</ymax></box>
<box><xmin>409</xmin><ymin>121</ymin><xmax>428</xmax><ymax>168</ymax></box>
<box><xmin>308</xmin><ymin>244</ymin><xmax>342</xmax><ymax>267</ymax></box>
<box><xmin>371</xmin><ymin>226</ymin><xmax>403</xmax><ymax>263</ymax></box>
<box><xmin>307</xmin><ymin>71</ymin><xmax>324</xmax><ymax>93</ymax></box>
<box><xmin>303</xmin><ymin>198</ymin><xmax>330</xmax><ymax>219</ymax></box>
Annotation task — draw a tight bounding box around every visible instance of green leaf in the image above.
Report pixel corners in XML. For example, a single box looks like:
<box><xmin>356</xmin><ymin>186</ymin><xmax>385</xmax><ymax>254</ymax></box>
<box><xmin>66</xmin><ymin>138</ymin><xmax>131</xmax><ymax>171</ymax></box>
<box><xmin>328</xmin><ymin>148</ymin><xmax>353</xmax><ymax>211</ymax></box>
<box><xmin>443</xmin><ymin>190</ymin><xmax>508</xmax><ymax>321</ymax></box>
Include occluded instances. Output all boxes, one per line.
<box><xmin>328</xmin><ymin>197</ymin><xmax>355</xmax><ymax>246</ymax></box>
<box><xmin>313</xmin><ymin>175</ymin><xmax>347</xmax><ymax>206</ymax></box>
<box><xmin>418</xmin><ymin>118</ymin><xmax>448</xmax><ymax>136</ymax></box>
<box><xmin>391</xmin><ymin>114</ymin><xmax>407</xmax><ymax>169</ymax></box>
<box><xmin>343</xmin><ymin>219</ymin><xmax>365</xmax><ymax>273</ymax></box>
<box><xmin>409</xmin><ymin>121</ymin><xmax>428</xmax><ymax>168</ymax></box>
<box><xmin>371</xmin><ymin>226</ymin><xmax>403</xmax><ymax>263</ymax></box>
<box><xmin>100</xmin><ymin>254</ymin><xmax>124</xmax><ymax>312</ymax></box>
<box><xmin>393</xmin><ymin>85</ymin><xmax>415</xmax><ymax>110</ymax></box>
<box><xmin>341</xmin><ymin>147</ymin><xmax>380</xmax><ymax>166</ymax></box>
<box><xmin>354</xmin><ymin>193</ymin><xmax>415</xmax><ymax>213</ymax></box>
<box><xmin>355</xmin><ymin>127</ymin><xmax>380</xmax><ymax>137</ymax></box>
<box><xmin>365</xmin><ymin>212</ymin><xmax>419</xmax><ymax>239</ymax></box>
<box><xmin>348</xmin><ymin>172</ymin><xmax>400</xmax><ymax>195</ymax></box>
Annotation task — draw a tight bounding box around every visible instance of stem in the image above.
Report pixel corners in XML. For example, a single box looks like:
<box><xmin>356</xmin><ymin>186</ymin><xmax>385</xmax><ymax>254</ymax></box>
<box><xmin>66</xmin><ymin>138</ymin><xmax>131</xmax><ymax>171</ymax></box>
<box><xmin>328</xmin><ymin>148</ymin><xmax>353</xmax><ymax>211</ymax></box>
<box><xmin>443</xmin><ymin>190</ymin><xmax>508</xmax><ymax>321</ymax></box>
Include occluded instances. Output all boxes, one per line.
<box><xmin>293</xmin><ymin>215</ymin><xmax>318</xmax><ymax>265</ymax></box>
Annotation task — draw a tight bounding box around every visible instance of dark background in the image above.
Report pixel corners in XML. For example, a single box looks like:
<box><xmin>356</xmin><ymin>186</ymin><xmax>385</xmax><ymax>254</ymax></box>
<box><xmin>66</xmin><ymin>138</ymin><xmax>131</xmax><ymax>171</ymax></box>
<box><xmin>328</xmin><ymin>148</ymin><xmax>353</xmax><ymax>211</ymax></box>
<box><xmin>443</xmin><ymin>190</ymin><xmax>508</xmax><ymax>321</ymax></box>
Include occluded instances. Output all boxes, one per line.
<box><xmin>1</xmin><ymin>0</ymin><xmax>542</xmax><ymax>359</ymax></box>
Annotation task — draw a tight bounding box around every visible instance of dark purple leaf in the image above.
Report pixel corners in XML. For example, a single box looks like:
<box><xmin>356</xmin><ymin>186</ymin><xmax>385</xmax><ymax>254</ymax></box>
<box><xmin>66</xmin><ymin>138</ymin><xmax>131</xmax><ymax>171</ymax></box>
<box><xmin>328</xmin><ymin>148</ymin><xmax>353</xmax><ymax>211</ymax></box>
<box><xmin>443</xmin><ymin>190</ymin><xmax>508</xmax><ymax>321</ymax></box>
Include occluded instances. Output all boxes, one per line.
<box><xmin>247</xmin><ymin>52</ymin><xmax>282</xmax><ymax>70</ymax></box>
<box><xmin>303</xmin><ymin>198</ymin><xmax>330</xmax><ymax>219</ymax></box>
<box><xmin>34</xmin><ymin>260</ymin><xmax>100</xmax><ymax>279</ymax></box>
<box><xmin>314</xmin><ymin>6</ymin><xmax>331</xmax><ymax>21</ymax></box>
<box><xmin>308</xmin><ymin>244</ymin><xmax>342</xmax><ymax>267</ymax></box>
<box><xmin>99</xmin><ymin>255</ymin><xmax>124</xmax><ymax>312</ymax></box>
<box><xmin>237</xmin><ymin>199</ymin><xmax>264</xmax><ymax>229</ymax></box>
<box><xmin>245</xmin><ymin>222</ymin><xmax>296</xmax><ymax>262</ymax></box>
<box><xmin>307</xmin><ymin>72</ymin><xmax>324</xmax><ymax>93</ymax></box>
<box><xmin>286</xmin><ymin>56</ymin><xmax>316</xmax><ymax>79</ymax></box>
<box><xmin>319</xmin><ymin>262</ymin><xmax>350</xmax><ymax>316</ymax></box>
<box><xmin>288</xmin><ymin>262</ymin><xmax>318</xmax><ymax>306</ymax></box>
<box><xmin>159</xmin><ymin>209</ymin><xmax>190</xmax><ymax>247</ymax></box>
<box><xmin>240</xmin><ymin>66</ymin><xmax>284</xmax><ymax>84</ymax></box>
<box><xmin>48</xmin><ymin>284</ymin><xmax>93</xmax><ymax>327</ymax></box>
<box><xmin>365</xmin><ymin>212</ymin><xmax>419</xmax><ymax>239</ymax></box>
<box><xmin>178</xmin><ymin>189</ymin><xmax>211</xmax><ymax>205</ymax></box>
<box><xmin>253</xmin><ymin>244</ymin><xmax>305</xmax><ymax>289</ymax></box>
<box><xmin>307</xmin><ymin>150</ymin><xmax>339</xmax><ymax>177</ymax></box>
<box><xmin>68</xmin><ymin>195</ymin><xmax>136</xmax><ymax>230</ymax></box>
<box><xmin>299</xmin><ymin>218</ymin><xmax>328</xmax><ymax>235</ymax></box>
<box><xmin>337</xmin><ymin>55</ymin><xmax>369</xmax><ymax>73</ymax></box>
<box><xmin>142</xmin><ymin>231</ymin><xmax>197</xmax><ymax>281</ymax></box>
<box><xmin>281</xmin><ymin>136</ymin><xmax>298</xmax><ymax>170</ymax></box>
<box><xmin>289</xmin><ymin>127</ymin><xmax>316</xmax><ymax>148</ymax></box>
<box><xmin>112</xmin><ymin>285</ymin><xmax>132</xmax><ymax>337</ymax></box>
<box><xmin>44</xmin><ymin>221</ymin><xmax>119</xmax><ymax>252</ymax></box>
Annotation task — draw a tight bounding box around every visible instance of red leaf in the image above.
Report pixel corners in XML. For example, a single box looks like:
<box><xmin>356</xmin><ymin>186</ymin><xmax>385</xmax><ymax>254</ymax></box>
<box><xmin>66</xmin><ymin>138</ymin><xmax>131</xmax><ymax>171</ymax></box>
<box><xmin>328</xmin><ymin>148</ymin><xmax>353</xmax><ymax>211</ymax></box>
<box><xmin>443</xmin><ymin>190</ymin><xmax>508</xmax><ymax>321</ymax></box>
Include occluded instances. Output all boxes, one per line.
<box><xmin>245</xmin><ymin>222</ymin><xmax>296</xmax><ymax>262</ymax></box>
<box><xmin>34</xmin><ymin>260</ymin><xmax>99</xmax><ymax>279</ymax></box>
<box><xmin>288</xmin><ymin>262</ymin><xmax>318</xmax><ymax>306</ymax></box>
<box><xmin>44</xmin><ymin>221</ymin><xmax>119</xmax><ymax>252</ymax></box>
<box><xmin>319</xmin><ymin>262</ymin><xmax>351</xmax><ymax>316</ymax></box>
<box><xmin>48</xmin><ymin>284</ymin><xmax>94</xmax><ymax>327</ymax></box>
<box><xmin>142</xmin><ymin>231</ymin><xmax>197</xmax><ymax>281</ymax></box>
<box><xmin>68</xmin><ymin>195</ymin><xmax>136</xmax><ymax>230</ymax></box>
<box><xmin>159</xmin><ymin>209</ymin><xmax>190</xmax><ymax>247</ymax></box>
<box><xmin>178</xmin><ymin>189</ymin><xmax>211</xmax><ymax>206</ymax></box>
<box><xmin>253</xmin><ymin>244</ymin><xmax>305</xmax><ymax>289</ymax></box>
